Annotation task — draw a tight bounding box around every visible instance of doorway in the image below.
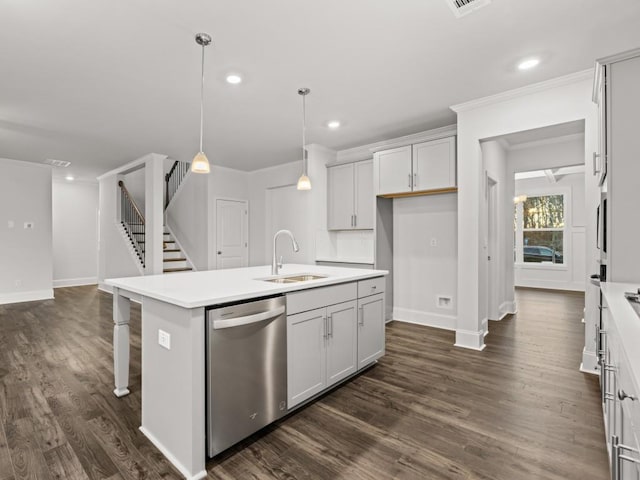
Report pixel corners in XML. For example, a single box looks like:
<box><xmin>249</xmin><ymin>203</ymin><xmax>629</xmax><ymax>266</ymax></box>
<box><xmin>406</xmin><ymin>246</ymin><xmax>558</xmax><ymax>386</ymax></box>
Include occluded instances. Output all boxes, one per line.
<box><xmin>215</xmin><ymin>199</ymin><xmax>248</xmax><ymax>269</ymax></box>
<box><xmin>486</xmin><ymin>176</ymin><xmax>499</xmax><ymax>321</ymax></box>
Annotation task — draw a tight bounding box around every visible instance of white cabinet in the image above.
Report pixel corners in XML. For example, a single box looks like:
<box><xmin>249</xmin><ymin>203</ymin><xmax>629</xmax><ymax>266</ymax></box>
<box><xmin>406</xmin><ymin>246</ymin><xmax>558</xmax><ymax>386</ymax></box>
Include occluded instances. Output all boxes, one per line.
<box><xmin>357</xmin><ymin>292</ymin><xmax>385</xmax><ymax>369</ymax></box>
<box><xmin>327</xmin><ymin>160</ymin><xmax>374</xmax><ymax>230</ymax></box>
<box><xmin>286</xmin><ymin>278</ymin><xmax>385</xmax><ymax>409</ymax></box>
<box><xmin>375</xmin><ymin>146</ymin><xmax>412</xmax><ymax>195</ymax></box>
<box><xmin>412</xmin><ymin>137</ymin><xmax>456</xmax><ymax>191</ymax></box>
<box><xmin>599</xmin><ymin>293</ymin><xmax>640</xmax><ymax>479</ymax></box>
<box><xmin>374</xmin><ymin>137</ymin><xmax>456</xmax><ymax>196</ymax></box>
<box><xmin>287</xmin><ymin>300</ymin><xmax>357</xmax><ymax>408</ymax></box>
<box><xmin>326</xmin><ymin>301</ymin><xmax>358</xmax><ymax>386</ymax></box>
<box><xmin>287</xmin><ymin>307</ymin><xmax>327</xmax><ymax>408</ymax></box>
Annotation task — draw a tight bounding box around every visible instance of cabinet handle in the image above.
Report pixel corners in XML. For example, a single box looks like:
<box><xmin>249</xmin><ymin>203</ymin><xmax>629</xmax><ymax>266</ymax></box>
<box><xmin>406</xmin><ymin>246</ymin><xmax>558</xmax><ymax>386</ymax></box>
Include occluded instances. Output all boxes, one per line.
<box><xmin>408</xmin><ymin>174</ymin><xmax>412</xmax><ymax>188</ymax></box>
<box><xmin>354</xmin><ymin>214</ymin><xmax>357</xmax><ymax>227</ymax></box>
<box><xmin>413</xmin><ymin>173</ymin><xmax>417</xmax><ymax>188</ymax></box>
<box><xmin>611</xmin><ymin>435</ymin><xmax>640</xmax><ymax>480</ymax></box>
<box><xmin>358</xmin><ymin>306</ymin><xmax>364</xmax><ymax>326</ymax></box>
<box><xmin>602</xmin><ymin>363</ymin><xmax>616</xmax><ymax>405</ymax></box>
<box><xmin>328</xmin><ymin>314</ymin><xmax>333</xmax><ymax>337</ymax></box>
<box><xmin>323</xmin><ymin>316</ymin><xmax>327</xmax><ymax>339</ymax></box>
<box><xmin>618</xmin><ymin>389</ymin><xmax>638</xmax><ymax>402</ymax></box>
<box><xmin>593</xmin><ymin>152</ymin><xmax>601</xmax><ymax>175</ymax></box>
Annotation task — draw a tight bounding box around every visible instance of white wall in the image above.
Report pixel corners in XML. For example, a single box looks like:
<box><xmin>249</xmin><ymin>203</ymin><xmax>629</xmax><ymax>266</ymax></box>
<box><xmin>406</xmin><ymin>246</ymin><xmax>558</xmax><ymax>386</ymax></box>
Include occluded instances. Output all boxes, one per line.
<box><xmin>122</xmin><ymin>166</ymin><xmax>146</xmax><ymax>213</ymax></box>
<box><xmin>52</xmin><ymin>180</ymin><xmax>99</xmax><ymax>287</ymax></box>
<box><xmin>452</xmin><ymin>71</ymin><xmax>599</xmax><ymax>351</ymax></box>
<box><xmin>393</xmin><ymin>193</ymin><xmax>458</xmax><ymax>330</ymax></box>
<box><xmin>0</xmin><ymin>158</ymin><xmax>53</xmax><ymax>304</ymax></box>
<box><xmin>247</xmin><ymin>161</ymin><xmax>308</xmax><ymax>266</ymax></box>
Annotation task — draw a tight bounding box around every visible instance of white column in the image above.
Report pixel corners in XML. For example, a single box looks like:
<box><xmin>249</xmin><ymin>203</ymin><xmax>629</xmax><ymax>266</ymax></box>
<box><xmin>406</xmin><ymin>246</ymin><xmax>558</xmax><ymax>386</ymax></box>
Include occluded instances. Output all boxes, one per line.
<box><xmin>145</xmin><ymin>154</ymin><xmax>166</xmax><ymax>275</ymax></box>
<box><xmin>113</xmin><ymin>287</ymin><xmax>131</xmax><ymax>397</ymax></box>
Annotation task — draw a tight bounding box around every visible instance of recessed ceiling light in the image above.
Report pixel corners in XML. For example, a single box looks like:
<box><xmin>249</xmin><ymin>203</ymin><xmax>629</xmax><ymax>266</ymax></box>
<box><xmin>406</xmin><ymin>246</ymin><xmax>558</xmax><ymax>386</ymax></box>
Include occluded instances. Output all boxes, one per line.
<box><xmin>226</xmin><ymin>74</ymin><xmax>242</xmax><ymax>84</ymax></box>
<box><xmin>327</xmin><ymin>121</ymin><xmax>341</xmax><ymax>129</ymax></box>
<box><xmin>65</xmin><ymin>175</ymin><xmax>75</xmax><ymax>181</ymax></box>
<box><xmin>518</xmin><ymin>58</ymin><xmax>540</xmax><ymax>71</ymax></box>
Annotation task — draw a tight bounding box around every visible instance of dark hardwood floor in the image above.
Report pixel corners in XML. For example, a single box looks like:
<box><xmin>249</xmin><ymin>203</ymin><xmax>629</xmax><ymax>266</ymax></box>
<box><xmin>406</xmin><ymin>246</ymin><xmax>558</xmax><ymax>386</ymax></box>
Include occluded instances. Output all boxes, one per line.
<box><xmin>0</xmin><ymin>286</ymin><xmax>608</xmax><ymax>479</ymax></box>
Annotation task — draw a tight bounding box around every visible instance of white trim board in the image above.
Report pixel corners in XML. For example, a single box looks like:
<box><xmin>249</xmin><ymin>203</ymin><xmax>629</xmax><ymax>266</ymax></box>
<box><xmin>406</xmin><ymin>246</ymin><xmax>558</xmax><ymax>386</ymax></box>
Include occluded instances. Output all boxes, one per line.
<box><xmin>53</xmin><ymin>277</ymin><xmax>98</xmax><ymax>288</ymax></box>
<box><xmin>451</xmin><ymin>69</ymin><xmax>593</xmax><ymax>113</ymax></box>
<box><xmin>139</xmin><ymin>427</ymin><xmax>207</xmax><ymax>480</ymax></box>
<box><xmin>336</xmin><ymin>125</ymin><xmax>457</xmax><ymax>164</ymax></box>
<box><xmin>0</xmin><ymin>289</ymin><xmax>54</xmax><ymax>305</ymax></box>
<box><xmin>393</xmin><ymin>307</ymin><xmax>456</xmax><ymax>331</ymax></box>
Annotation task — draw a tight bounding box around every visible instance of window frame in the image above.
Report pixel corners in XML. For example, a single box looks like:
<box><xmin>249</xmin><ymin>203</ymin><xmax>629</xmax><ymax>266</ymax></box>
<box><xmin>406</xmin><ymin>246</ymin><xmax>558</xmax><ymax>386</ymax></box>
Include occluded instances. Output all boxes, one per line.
<box><xmin>514</xmin><ymin>189</ymin><xmax>569</xmax><ymax>271</ymax></box>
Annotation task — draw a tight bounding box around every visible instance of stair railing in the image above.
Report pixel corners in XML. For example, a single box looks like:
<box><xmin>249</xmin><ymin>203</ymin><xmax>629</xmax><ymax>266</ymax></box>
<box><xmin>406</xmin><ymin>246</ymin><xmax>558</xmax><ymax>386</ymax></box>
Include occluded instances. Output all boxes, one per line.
<box><xmin>118</xmin><ymin>180</ymin><xmax>145</xmax><ymax>266</ymax></box>
<box><xmin>165</xmin><ymin>160</ymin><xmax>189</xmax><ymax>208</ymax></box>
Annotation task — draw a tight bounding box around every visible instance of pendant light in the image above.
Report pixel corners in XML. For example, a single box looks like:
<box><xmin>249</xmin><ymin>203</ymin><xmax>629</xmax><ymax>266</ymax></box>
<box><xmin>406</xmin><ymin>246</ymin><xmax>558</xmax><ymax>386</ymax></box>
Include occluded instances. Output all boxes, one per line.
<box><xmin>191</xmin><ymin>33</ymin><xmax>212</xmax><ymax>174</ymax></box>
<box><xmin>296</xmin><ymin>87</ymin><xmax>311</xmax><ymax>190</ymax></box>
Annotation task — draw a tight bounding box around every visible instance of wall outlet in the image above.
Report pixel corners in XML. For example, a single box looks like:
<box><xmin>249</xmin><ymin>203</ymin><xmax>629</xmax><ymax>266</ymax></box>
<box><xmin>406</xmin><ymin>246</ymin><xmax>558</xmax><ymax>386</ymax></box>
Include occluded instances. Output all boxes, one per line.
<box><xmin>24</xmin><ymin>222</ymin><xmax>34</xmax><ymax>229</ymax></box>
<box><xmin>430</xmin><ymin>238</ymin><xmax>437</xmax><ymax>247</ymax></box>
<box><xmin>437</xmin><ymin>295</ymin><xmax>453</xmax><ymax>309</ymax></box>
<box><xmin>158</xmin><ymin>329</ymin><xmax>171</xmax><ymax>350</ymax></box>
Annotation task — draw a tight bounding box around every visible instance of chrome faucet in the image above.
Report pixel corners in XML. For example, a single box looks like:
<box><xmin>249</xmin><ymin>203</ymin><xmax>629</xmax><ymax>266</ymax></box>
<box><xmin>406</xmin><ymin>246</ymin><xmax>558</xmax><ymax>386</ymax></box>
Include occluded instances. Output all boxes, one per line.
<box><xmin>272</xmin><ymin>230</ymin><xmax>299</xmax><ymax>275</ymax></box>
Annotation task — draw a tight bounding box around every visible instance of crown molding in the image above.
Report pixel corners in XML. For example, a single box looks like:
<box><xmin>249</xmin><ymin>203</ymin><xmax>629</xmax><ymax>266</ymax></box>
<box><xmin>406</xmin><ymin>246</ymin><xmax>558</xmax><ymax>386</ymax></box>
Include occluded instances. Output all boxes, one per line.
<box><xmin>96</xmin><ymin>153</ymin><xmax>168</xmax><ymax>181</ymax></box>
<box><xmin>595</xmin><ymin>47</ymin><xmax>640</xmax><ymax>68</ymax></box>
<box><xmin>450</xmin><ymin>69</ymin><xmax>594</xmax><ymax>114</ymax></box>
<box><xmin>335</xmin><ymin>124</ymin><xmax>457</xmax><ymax>165</ymax></box>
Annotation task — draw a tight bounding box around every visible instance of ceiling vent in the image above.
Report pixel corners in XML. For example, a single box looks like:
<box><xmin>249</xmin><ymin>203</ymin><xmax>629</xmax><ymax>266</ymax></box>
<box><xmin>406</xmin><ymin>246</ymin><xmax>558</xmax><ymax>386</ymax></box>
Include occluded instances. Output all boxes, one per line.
<box><xmin>44</xmin><ymin>158</ymin><xmax>71</xmax><ymax>168</ymax></box>
<box><xmin>446</xmin><ymin>0</ymin><xmax>491</xmax><ymax>18</ymax></box>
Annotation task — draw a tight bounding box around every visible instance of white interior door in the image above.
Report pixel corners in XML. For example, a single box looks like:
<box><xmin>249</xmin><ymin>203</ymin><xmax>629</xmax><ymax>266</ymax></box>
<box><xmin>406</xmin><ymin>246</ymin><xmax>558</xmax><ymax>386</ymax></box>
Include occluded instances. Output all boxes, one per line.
<box><xmin>266</xmin><ymin>185</ymin><xmax>311</xmax><ymax>265</ymax></box>
<box><xmin>216</xmin><ymin>199</ymin><xmax>248</xmax><ymax>269</ymax></box>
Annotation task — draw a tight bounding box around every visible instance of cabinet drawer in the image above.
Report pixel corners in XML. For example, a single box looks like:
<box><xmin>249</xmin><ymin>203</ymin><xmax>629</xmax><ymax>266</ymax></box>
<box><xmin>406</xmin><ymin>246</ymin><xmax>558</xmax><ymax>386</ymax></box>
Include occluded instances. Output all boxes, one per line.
<box><xmin>357</xmin><ymin>277</ymin><xmax>385</xmax><ymax>298</ymax></box>
<box><xmin>287</xmin><ymin>282</ymin><xmax>357</xmax><ymax>315</ymax></box>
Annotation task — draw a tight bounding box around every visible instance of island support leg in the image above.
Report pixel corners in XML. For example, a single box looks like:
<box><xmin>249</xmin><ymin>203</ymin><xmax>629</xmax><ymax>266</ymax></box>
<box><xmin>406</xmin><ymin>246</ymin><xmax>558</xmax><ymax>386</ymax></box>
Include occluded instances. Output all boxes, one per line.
<box><xmin>113</xmin><ymin>287</ymin><xmax>131</xmax><ymax>397</ymax></box>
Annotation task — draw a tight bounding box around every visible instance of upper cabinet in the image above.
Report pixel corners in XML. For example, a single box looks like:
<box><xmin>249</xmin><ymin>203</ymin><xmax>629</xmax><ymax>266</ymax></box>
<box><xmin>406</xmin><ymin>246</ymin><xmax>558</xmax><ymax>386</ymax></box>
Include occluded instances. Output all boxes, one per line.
<box><xmin>327</xmin><ymin>160</ymin><xmax>374</xmax><ymax>230</ymax></box>
<box><xmin>373</xmin><ymin>136</ymin><xmax>456</xmax><ymax>197</ymax></box>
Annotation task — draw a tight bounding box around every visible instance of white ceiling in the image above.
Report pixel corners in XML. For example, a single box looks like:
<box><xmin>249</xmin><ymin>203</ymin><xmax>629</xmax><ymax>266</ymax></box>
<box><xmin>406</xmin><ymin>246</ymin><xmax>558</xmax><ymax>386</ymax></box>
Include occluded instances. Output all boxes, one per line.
<box><xmin>2</xmin><ymin>0</ymin><xmax>640</xmax><ymax>181</ymax></box>
<box><xmin>495</xmin><ymin>120</ymin><xmax>585</xmax><ymax>148</ymax></box>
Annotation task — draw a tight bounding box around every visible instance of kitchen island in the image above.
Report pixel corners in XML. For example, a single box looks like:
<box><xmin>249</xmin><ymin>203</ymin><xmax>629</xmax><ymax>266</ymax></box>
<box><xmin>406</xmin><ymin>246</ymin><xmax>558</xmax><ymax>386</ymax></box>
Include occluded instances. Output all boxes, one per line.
<box><xmin>106</xmin><ymin>264</ymin><xmax>388</xmax><ymax>480</ymax></box>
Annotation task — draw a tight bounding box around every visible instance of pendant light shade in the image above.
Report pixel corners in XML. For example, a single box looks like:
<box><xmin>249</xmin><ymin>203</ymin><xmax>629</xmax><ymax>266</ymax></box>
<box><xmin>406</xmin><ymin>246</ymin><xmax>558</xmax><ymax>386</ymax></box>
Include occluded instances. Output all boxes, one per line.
<box><xmin>297</xmin><ymin>88</ymin><xmax>311</xmax><ymax>190</ymax></box>
<box><xmin>191</xmin><ymin>33</ymin><xmax>212</xmax><ymax>174</ymax></box>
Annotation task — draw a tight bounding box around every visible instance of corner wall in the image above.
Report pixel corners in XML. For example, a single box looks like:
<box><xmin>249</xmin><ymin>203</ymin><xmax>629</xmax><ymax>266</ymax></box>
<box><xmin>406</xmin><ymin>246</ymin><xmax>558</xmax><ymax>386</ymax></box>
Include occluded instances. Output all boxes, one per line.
<box><xmin>52</xmin><ymin>180</ymin><xmax>99</xmax><ymax>287</ymax></box>
<box><xmin>0</xmin><ymin>158</ymin><xmax>53</xmax><ymax>304</ymax></box>
<box><xmin>452</xmin><ymin>71</ymin><xmax>598</xmax><ymax>351</ymax></box>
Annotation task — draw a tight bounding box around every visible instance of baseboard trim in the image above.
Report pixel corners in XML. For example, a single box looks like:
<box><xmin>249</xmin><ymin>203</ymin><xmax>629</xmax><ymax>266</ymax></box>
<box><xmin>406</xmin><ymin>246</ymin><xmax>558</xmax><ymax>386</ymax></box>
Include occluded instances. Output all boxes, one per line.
<box><xmin>454</xmin><ymin>329</ymin><xmax>486</xmax><ymax>351</ymax></box>
<box><xmin>98</xmin><ymin>283</ymin><xmax>113</xmax><ymax>294</ymax></box>
<box><xmin>515</xmin><ymin>281</ymin><xmax>585</xmax><ymax>292</ymax></box>
<box><xmin>580</xmin><ymin>348</ymin><xmax>599</xmax><ymax>375</ymax></box>
<box><xmin>139</xmin><ymin>426</ymin><xmax>207</xmax><ymax>480</ymax></box>
<box><xmin>0</xmin><ymin>289</ymin><xmax>54</xmax><ymax>305</ymax></box>
<box><xmin>496</xmin><ymin>300</ymin><xmax>517</xmax><ymax>320</ymax></box>
<box><xmin>53</xmin><ymin>277</ymin><xmax>98</xmax><ymax>288</ymax></box>
<box><xmin>393</xmin><ymin>307</ymin><xmax>456</xmax><ymax>331</ymax></box>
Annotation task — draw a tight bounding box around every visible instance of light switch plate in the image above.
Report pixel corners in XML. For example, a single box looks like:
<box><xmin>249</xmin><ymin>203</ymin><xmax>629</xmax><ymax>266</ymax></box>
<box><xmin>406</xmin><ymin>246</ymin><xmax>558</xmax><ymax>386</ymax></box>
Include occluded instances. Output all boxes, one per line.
<box><xmin>8</xmin><ymin>220</ymin><xmax>14</xmax><ymax>229</ymax></box>
<box><xmin>158</xmin><ymin>329</ymin><xmax>171</xmax><ymax>350</ymax></box>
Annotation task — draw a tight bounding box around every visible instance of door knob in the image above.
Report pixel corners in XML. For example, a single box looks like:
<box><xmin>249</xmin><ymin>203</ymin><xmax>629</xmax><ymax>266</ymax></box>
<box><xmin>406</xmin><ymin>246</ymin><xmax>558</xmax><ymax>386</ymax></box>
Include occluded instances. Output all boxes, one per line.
<box><xmin>217</xmin><ymin>251</ymin><xmax>222</xmax><ymax>255</ymax></box>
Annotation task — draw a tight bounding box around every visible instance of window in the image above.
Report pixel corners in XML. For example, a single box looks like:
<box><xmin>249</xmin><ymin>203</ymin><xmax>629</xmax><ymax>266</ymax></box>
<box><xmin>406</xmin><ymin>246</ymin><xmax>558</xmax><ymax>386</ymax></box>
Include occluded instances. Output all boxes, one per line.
<box><xmin>515</xmin><ymin>194</ymin><xmax>565</xmax><ymax>265</ymax></box>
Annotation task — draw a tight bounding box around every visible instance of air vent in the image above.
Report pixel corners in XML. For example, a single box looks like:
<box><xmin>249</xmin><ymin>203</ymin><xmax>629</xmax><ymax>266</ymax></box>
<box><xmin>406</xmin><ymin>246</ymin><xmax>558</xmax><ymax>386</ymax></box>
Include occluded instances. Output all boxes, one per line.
<box><xmin>446</xmin><ymin>0</ymin><xmax>491</xmax><ymax>18</ymax></box>
<box><xmin>44</xmin><ymin>158</ymin><xmax>71</xmax><ymax>168</ymax></box>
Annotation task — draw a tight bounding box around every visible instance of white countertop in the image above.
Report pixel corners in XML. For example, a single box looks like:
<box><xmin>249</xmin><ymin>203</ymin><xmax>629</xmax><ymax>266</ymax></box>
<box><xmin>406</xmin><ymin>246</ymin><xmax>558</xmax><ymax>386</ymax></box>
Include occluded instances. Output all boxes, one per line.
<box><xmin>315</xmin><ymin>257</ymin><xmax>375</xmax><ymax>265</ymax></box>
<box><xmin>601</xmin><ymin>282</ymin><xmax>640</xmax><ymax>391</ymax></box>
<box><xmin>106</xmin><ymin>264</ymin><xmax>388</xmax><ymax>309</ymax></box>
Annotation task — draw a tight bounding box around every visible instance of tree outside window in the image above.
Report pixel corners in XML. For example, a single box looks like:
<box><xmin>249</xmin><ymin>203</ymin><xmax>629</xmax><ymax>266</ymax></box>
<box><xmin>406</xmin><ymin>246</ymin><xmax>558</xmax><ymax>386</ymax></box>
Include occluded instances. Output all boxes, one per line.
<box><xmin>514</xmin><ymin>194</ymin><xmax>565</xmax><ymax>265</ymax></box>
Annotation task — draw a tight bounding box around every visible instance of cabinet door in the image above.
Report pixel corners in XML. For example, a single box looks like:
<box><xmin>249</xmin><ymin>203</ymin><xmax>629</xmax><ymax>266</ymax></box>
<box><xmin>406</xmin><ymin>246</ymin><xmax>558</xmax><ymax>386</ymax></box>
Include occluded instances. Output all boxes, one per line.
<box><xmin>287</xmin><ymin>308</ymin><xmax>327</xmax><ymax>408</ymax></box>
<box><xmin>357</xmin><ymin>293</ymin><xmax>385</xmax><ymax>369</ymax></box>
<box><xmin>375</xmin><ymin>146</ymin><xmax>412</xmax><ymax>195</ymax></box>
<box><xmin>326</xmin><ymin>301</ymin><xmax>358</xmax><ymax>387</ymax></box>
<box><xmin>327</xmin><ymin>163</ymin><xmax>355</xmax><ymax>230</ymax></box>
<box><xmin>354</xmin><ymin>160</ymin><xmax>374</xmax><ymax>229</ymax></box>
<box><xmin>412</xmin><ymin>137</ymin><xmax>456</xmax><ymax>191</ymax></box>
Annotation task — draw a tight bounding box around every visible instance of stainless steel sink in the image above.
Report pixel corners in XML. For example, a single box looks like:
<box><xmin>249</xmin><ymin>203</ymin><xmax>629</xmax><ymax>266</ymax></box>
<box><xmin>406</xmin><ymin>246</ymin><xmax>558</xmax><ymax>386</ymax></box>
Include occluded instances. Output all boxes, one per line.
<box><xmin>260</xmin><ymin>274</ymin><xmax>327</xmax><ymax>284</ymax></box>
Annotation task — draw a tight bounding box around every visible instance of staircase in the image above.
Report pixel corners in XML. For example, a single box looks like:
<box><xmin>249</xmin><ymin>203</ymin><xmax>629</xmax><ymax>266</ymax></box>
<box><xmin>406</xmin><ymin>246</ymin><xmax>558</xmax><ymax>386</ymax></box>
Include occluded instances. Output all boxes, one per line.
<box><xmin>162</xmin><ymin>228</ymin><xmax>192</xmax><ymax>273</ymax></box>
<box><xmin>118</xmin><ymin>178</ymin><xmax>193</xmax><ymax>274</ymax></box>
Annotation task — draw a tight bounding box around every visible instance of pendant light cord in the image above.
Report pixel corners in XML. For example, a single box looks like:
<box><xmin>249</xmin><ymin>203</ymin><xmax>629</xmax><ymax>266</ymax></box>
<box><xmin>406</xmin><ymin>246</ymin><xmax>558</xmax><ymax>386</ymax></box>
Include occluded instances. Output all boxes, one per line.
<box><xmin>199</xmin><ymin>43</ymin><xmax>205</xmax><ymax>153</ymax></box>
<box><xmin>302</xmin><ymin>92</ymin><xmax>307</xmax><ymax>172</ymax></box>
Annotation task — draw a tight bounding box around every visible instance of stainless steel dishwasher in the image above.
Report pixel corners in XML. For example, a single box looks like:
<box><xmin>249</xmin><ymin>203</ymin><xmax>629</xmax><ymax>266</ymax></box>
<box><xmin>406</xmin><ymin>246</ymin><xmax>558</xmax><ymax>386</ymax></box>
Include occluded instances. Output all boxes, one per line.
<box><xmin>206</xmin><ymin>295</ymin><xmax>287</xmax><ymax>457</ymax></box>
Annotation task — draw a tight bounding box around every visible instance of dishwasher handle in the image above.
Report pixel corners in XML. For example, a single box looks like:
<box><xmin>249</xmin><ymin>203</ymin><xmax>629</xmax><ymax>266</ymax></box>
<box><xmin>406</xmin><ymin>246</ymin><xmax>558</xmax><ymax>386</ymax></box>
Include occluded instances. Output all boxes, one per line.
<box><xmin>213</xmin><ymin>305</ymin><xmax>286</xmax><ymax>330</ymax></box>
